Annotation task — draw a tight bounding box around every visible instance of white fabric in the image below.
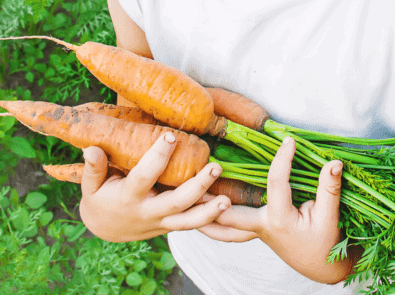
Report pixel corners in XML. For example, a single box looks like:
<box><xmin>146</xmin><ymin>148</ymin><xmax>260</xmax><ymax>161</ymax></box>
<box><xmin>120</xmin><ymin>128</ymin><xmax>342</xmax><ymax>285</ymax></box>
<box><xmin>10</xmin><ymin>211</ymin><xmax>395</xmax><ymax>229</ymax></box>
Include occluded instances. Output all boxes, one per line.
<box><xmin>118</xmin><ymin>0</ymin><xmax>394</xmax><ymax>294</ymax></box>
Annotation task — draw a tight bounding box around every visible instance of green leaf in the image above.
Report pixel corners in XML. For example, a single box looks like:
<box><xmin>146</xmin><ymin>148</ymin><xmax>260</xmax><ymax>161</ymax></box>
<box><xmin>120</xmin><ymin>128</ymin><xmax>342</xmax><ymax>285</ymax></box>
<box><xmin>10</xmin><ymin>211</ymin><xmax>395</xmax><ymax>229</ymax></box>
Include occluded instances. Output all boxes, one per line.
<box><xmin>23</xmin><ymin>224</ymin><xmax>38</xmax><ymax>237</ymax></box>
<box><xmin>0</xmin><ymin>195</ymin><xmax>10</xmax><ymax>208</ymax></box>
<box><xmin>49</xmin><ymin>54</ymin><xmax>61</xmax><ymax>66</ymax></box>
<box><xmin>23</xmin><ymin>90</ymin><xmax>32</xmax><ymax>100</ymax></box>
<box><xmin>26</xmin><ymin>56</ymin><xmax>36</xmax><ymax>68</ymax></box>
<box><xmin>140</xmin><ymin>279</ymin><xmax>157</xmax><ymax>295</ymax></box>
<box><xmin>34</xmin><ymin>63</ymin><xmax>47</xmax><ymax>73</ymax></box>
<box><xmin>0</xmin><ymin>116</ymin><xmax>16</xmax><ymax>132</ymax></box>
<box><xmin>326</xmin><ymin>237</ymin><xmax>349</xmax><ymax>264</ymax></box>
<box><xmin>38</xmin><ymin>42</ymin><xmax>46</xmax><ymax>50</ymax></box>
<box><xmin>10</xmin><ymin>189</ymin><xmax>19</xmax><ymax>208</ymax></box>
<box><xmin>39</xmin><ymin>211</ymin><xmax>53</xmax><ymax>226</ymax></box>
<box><xmin>38</xmin><ymin>246</ymin><xmax>51</xmax><ymax>263</ymax></box>
<box><xmin>44</xmin><ymin>67</ymin><xmax>56</xmax><ymax>78</ymax></box>
<box><xmin>25</xmin><ymin>72</ymin><xmax>34</xmax><ymax>83</ymax></box>
<box><xmin>160</xmin><ymin>252</ymin><xmax>176</xmax><ymax>271</ymax></box>
<box><xmin>64</xmin><ymin>224</ymin><xmax>76</xmax><ymax>237</ymax></box>
<box><xmin>8</xmin><ymin>137</ymin><xmax>36</xmax><ymax>158</ymax></box>
<box><xmin>67</xmin><ymin>222</ymin><xmax>87</xmax><ymax>242</ymax></box>
<box><xmin>25</xmin><ymin>192</ymin><xmax>47</xmax><ymax>209</ymax></box>
<box><xmin>12</xmin><ymin>208</ymin><xmax>30</xmax><ymax>231</ymax></box>
<box><xmin>126</xmin><ymin>272</ymin><xmax>143</xmax><ymax>287</ymax></box>
<box><xmin>133</xmin><ymin>259</ymin><xmax>147</xmax><ymax>272</ymax></box>
<box><xmin>53</xmin><ymin>13</ymin><xmax>68</xmax><ymax>28</ymax></box>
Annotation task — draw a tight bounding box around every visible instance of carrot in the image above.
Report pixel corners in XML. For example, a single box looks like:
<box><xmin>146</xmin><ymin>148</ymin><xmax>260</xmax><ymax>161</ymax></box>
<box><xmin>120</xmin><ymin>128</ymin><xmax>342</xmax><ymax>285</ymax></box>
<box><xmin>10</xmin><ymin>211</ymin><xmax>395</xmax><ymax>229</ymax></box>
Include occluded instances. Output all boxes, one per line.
<box><xmin>43</xmin><ymin>163</ymin><xmax>85</xmax><ymax>183</ymax></box>
<box><xmin>0</xmin><ymin>36</ymin><xmax>226</xmax><ymax>136</ymax></box>
<box><xmin>206</xmin><ymin>88</ymin><xmax>269</xmax><ymax>131</ymax></box>
<box><xmin>45</xmin><ymin>163</ymin><xmax>264</xmax><ymax>207</ymax></box>
<box><xmin>207</xmin><ymin>177</ymin><xmax>264</xmax><ymax>207</ymax></box>
<box><xmin>75</xmin><ymin>102</ymin><xmax>159</xmax><ymax>125</ymax></box>
<box><xmin>43</xmin><ymin>162</ymin><xmax>129</xmax><ymax>183</ymax></box>
<box><xmin>0</xmin><ymin>100</ymin><xmax>210</xmax><ymax>186</ymax></box>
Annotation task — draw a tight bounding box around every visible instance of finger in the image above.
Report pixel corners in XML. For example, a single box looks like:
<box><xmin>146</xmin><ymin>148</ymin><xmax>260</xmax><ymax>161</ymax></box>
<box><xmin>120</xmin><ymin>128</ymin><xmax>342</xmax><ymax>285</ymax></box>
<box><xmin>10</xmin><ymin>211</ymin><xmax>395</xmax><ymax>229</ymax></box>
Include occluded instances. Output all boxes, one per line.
<box><xmin>198</xmin><ymin>222</ymin><xmax>258</xmax><ymax>242</ymax></box>
<box><xmin>159</xmin><ymin>195</ymin><xmax>231</xmax><ymax>231</ymax></box>
<box><xmin>314</xmin><ymin>160</ymin><xmax>343</xmax><ymax>225</ymax></box>
<box><xmin>143</xmin><ymin>162</ymin><xmax>222</xmax><ymax>216</ymax></box>
<box><xmin>125</xmin><ymin>132</ymin><xmax>177</xmax><ymax>197</ymax></box>
<box><xmin>267</xmin><ymin>137</ymin><xmax>295</xmax><ymax>219</ymax></box>
<box><xmin>81</xmin><ymin>146</ymin><xmax>109</xmax><ymax>196</ymax></box>
<box><xmin>214</xmin><ymin>205</ymin><xmax>265</xmax><ymax>233</ymax></box>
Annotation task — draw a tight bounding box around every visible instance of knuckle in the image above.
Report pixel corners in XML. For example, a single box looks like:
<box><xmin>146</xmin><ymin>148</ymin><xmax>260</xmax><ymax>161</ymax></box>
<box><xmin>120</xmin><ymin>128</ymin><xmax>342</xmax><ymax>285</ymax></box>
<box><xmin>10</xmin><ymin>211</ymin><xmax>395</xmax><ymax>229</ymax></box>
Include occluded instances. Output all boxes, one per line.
<box><xmin>198</xmin><ymin>180</ymin><xmax>211</xmax><ymax>192</ymax></box>
<box><xmin>324</xmin><ymin>184</ymin><xmax>341</xmax><ymax>196</ymax></box>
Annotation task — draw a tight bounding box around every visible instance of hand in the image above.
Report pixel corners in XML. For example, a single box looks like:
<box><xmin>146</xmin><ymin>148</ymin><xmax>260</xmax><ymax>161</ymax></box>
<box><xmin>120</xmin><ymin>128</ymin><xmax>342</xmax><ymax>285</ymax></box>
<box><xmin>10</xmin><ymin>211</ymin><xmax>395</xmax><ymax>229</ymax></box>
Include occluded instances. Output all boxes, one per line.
<box><xmin>205</xmin><ymin>137</ymin><xmax>350</xmax><ymax>284</ymax></box>
<box><xmin>79</xmin><ymin>132</ymin><xmax>231</xmax><ymax>242</ymax></box>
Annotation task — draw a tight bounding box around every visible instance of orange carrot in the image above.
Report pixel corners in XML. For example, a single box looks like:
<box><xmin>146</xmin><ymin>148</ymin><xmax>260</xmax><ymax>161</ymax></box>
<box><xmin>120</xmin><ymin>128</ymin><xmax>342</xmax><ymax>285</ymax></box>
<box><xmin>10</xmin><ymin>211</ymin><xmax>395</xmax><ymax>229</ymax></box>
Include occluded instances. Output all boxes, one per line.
<box><xmin>206</xmin><ymin>88</ymin><xmax>269</xmax><ymax>131</ymax></box>
<box><xmin>207</xmin><ymin>177</ymin><xmax>264</xmax><ymax>207</ymax></box>
<box><xmin>43</xmin><ymin>162</ymin><xmax>129</xmax><ymax>183</ymax></box>
<box><xmin>45</xmin><ymin>163</ymin><xmax>263</xmax><ymax>207</ymax></box>
<box><xmin>75</xmin><ymin>102</ymin><xmax>159</xmax><ymax>125</ymax></box>
<box><xmin>0</xmin><ymin>100</ymin><xmax>210</xmax><ymax>186</ymax></box>
<box><xmin>0</xmin><ymin>36</ymin><xmax>226</xmax><ymax>136</ymax></box>
<box><xmin>43</xmin><ymin>163</ymin><xmax>85</xmax><ymax>183</ymax></box>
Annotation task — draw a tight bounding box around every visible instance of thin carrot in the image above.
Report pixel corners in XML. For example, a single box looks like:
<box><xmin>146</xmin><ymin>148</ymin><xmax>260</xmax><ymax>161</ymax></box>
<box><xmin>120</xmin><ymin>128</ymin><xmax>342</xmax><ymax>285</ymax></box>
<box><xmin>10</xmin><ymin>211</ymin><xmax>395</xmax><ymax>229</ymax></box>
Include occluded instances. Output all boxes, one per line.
<box><xmin>0</xmin><ymin>100</ymin><xmax>210</xmax><ymax>186</ymax></box>
<box><xmin>43</xmin><ymin>162</ymin><xmax>129</xmax><ymax>183</ymax></box>
<box><xmin>75</xmin><ymin>102</ymin><xmax>160</xmax><ymax>125</ymax></box>
<box><xmin>206</xmin><ymin>88</ymin><xmax>269</xmax><ymax>131</ymax></box>
<box><xmin>0</xmin><ymin>36</ymin><xmax>226</xmax><ymax>136</ymax></box>
<box><xmin>207</xmin><ymin>177</ymin><xmax>264</xmax><ymax>207</ymax></box>
<box><xmin>47</xmin><ymin>162</ymin><xmax>263</xmax><ymax>207</ymax></box>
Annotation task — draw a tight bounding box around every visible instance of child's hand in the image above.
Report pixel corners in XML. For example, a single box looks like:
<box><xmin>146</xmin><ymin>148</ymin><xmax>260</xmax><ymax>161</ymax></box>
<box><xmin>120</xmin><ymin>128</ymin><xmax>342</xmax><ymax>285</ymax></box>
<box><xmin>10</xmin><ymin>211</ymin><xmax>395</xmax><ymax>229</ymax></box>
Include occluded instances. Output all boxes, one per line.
<box><xmin>206</xmin><ymin>137</ymin><xmax>351</xmax><ymax>284</ymax></box>
<box><xmin>79</xmin><ymin>132</ymin><xmax>231</xmax><ymax>242</ymax></box>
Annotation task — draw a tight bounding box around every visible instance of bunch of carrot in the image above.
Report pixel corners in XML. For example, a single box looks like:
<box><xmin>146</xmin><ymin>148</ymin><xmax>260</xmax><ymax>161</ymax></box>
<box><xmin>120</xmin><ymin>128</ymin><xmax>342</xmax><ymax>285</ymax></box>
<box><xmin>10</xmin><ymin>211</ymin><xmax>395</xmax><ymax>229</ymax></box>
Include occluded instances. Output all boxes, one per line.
<box><xmin>1</xmin><ymin>36</ymin><xmax>394</xmax><ymax>293</ymax></box>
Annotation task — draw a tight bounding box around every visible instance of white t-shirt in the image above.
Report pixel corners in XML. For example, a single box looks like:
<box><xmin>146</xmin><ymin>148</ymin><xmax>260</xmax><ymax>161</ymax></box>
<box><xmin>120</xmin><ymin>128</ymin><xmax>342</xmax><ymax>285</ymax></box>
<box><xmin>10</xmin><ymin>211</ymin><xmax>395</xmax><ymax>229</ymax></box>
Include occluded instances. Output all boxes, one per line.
<box><xmin>118</xmin><ymin>1</ymin><xmax>395</xmax><ymax>294</ymax></box>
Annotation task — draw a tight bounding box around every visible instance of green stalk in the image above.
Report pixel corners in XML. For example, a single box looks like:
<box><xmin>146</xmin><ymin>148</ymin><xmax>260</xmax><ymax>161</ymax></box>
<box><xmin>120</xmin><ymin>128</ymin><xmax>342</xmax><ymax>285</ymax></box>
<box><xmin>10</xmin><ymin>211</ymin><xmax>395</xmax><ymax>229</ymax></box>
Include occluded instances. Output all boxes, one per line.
<box><xmin>225</xmin><ymin>131</ymin><xmax>275</xmax><ymax>162</ymax></box>
<box><xmin>247</xmin><ymin>130</ymin><xmax>321</xmax><ymax>172</ymax></box>
<box><xmin>264</xmin><ymin>120</ymin><xmax>395</xmax><ymax>146</ymax></box>
<box><xmin>238</xmin><ymin>144</ymin><xmax>271</xmax><ymax>165</ymax></box>
<box><xmin>342</xmin><ymin>189</ymin><xmax>395</xmax><ymax>220</ymax></box>
<box><xmin>321</xmin><ymin>148</ymin><xmax>380</xmax><ymax>165</ymax></box>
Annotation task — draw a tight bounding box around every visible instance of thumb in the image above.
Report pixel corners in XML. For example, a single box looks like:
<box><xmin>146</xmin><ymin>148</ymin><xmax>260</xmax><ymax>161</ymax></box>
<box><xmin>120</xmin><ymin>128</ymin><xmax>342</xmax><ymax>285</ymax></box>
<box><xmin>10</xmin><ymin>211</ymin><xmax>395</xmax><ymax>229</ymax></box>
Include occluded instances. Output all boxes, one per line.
<box><xmin>81</xmin><ymin>146</ymin><xmax>108</xmax><ymax>196</ymax></box>
<box><xmin>314</xmin><ymin>160</ymin><xmax>343</xmax><ymax>225</ymax></box>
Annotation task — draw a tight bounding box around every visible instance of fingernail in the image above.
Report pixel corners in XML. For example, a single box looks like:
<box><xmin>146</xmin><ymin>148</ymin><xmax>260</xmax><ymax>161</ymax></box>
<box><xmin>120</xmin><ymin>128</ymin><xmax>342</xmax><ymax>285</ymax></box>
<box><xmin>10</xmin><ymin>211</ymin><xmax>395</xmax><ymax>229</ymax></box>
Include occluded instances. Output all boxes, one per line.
<box><xmin>331</xmin><ymin>165</ymin><xmax>342</xmax><ymax>176</ymax></box>
<box><xmin>211</xmin><ymin>168</ymin><xmax>221</xmax><ymax>177</ymax></box>
<box><xmin>219</xmin><ymin>203</ymin><xmax>228</xmax><ymax>211</ymax></box>
<box><xmin>283</xmin><ymin>137</ymin><xmax>291</xmax><ymax>145</ymax></box>
<box><xmin>165</xmin><ymin>133</ymin><xmax>176</xmax><ymax>143</ymax></box>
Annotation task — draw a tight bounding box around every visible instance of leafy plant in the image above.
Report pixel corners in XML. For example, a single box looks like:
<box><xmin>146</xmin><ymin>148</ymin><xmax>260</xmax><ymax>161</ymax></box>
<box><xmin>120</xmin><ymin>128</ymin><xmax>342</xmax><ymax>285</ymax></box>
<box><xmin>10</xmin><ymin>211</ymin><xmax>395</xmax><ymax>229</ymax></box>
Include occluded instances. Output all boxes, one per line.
<box><xmin>0</xmin><ymin>186</ymin><xmax>176</xmax><ymax>294</ymax></box>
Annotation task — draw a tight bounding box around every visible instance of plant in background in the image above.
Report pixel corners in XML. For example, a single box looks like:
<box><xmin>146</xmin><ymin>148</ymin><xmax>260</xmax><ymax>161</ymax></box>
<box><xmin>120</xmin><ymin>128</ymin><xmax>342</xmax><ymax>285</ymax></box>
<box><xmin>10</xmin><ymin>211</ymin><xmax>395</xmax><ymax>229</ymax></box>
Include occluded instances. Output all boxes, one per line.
<box><xmin>0</xmin><ymin>186</ymin><xmax>176</xmax><ymax>295</ymax></box>
<box><xmin>0</xmin><ymin>0</ymin><xmax>178</xmax><ymax>294</ymax></box>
